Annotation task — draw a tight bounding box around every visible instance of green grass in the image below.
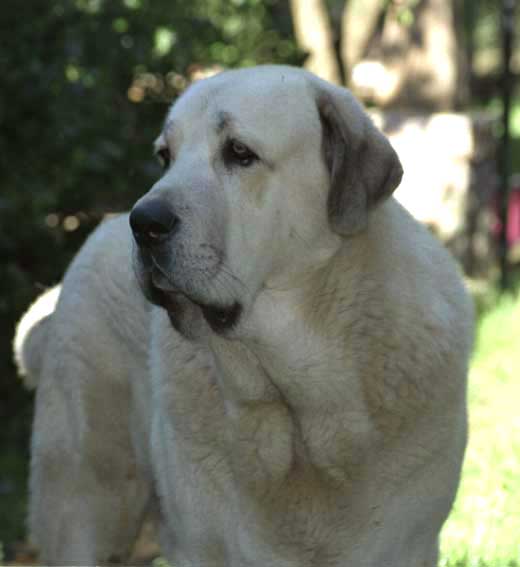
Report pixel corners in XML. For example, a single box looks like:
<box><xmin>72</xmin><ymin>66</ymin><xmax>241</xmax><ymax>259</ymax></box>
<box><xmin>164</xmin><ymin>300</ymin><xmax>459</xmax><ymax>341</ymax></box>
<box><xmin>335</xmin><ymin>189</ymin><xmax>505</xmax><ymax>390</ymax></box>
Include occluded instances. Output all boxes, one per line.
<box><xmin>440</xmin><ymin>284</ymin><xmax>520</xmax><ymax>567</ymax></box>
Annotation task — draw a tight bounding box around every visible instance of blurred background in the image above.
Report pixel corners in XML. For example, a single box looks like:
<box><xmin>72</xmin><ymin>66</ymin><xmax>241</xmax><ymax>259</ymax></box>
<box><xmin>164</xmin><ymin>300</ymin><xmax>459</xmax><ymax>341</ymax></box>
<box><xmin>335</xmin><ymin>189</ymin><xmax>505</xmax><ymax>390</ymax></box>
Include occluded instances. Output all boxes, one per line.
<box><xmin>0</xmin><ymin>0</ymin><xmax>519</xmax><ymax>565</ymax></box>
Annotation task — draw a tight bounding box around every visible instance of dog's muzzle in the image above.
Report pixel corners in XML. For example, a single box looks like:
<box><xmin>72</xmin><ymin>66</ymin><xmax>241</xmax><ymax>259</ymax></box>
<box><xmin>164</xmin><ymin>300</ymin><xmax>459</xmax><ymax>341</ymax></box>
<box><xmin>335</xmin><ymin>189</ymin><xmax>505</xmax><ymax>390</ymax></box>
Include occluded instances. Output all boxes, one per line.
<box><xmin>129</xmin><ymin>198</ymin><xmax>242</xmax><ymax>335</ymax></box>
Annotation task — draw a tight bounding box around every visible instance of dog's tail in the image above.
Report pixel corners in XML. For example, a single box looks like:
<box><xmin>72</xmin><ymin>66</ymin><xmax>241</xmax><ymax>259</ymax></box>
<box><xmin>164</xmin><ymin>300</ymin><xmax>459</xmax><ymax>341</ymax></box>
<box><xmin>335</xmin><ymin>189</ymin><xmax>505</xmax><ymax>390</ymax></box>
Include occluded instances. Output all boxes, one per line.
<box><xmin>13</xmin><ymin>285</ymin><xmax>61</xmax><ymax>388</ymax></box>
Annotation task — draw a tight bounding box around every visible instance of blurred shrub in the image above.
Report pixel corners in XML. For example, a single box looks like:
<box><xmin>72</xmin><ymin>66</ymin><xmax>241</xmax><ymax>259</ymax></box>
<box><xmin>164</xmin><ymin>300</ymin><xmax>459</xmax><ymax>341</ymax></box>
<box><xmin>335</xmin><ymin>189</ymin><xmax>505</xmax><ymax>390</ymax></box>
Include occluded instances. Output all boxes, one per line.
<box><xmin>0</xmin><ymin>0</ymin><xmax>300</xmax><ymax>551</ymax></box>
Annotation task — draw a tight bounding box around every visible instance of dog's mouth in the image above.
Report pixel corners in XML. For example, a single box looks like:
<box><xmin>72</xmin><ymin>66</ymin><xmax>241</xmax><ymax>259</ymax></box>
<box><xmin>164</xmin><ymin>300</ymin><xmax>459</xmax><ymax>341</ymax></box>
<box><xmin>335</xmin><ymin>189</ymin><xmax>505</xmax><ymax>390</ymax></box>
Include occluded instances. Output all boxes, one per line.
<box><xmin>146</xmin><ymin>268</ymin><xmax>242</xmax><ymax>334</ymax></box>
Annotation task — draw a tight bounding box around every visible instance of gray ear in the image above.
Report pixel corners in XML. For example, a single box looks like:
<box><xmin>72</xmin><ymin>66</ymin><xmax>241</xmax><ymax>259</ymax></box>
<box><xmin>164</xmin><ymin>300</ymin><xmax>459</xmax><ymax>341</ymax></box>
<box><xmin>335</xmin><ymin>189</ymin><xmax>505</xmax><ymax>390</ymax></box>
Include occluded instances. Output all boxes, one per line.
<box><xmin>316</xmin><ymin>87</ymin><xmax>403</xmax><ymax>236</ymax></box>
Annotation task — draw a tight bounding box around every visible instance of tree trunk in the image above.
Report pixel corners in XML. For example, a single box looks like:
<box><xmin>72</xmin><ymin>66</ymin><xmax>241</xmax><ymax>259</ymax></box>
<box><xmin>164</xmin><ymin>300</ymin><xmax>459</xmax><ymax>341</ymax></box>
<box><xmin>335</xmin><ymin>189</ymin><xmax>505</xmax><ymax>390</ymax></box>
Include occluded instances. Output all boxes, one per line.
<box><xmin>289</xmin><ymin>0</ymin><xmax>341</xmax><ymax>84</ymax></box>
<box><xmin>343</xmin><ymin>0</ymin><xmax>464</xmax><ymax>111</ymax></box>
<box><xmin>341</xmin><ymin>0</ymin><xmax>383</xmax><ymax>79</ymax></box>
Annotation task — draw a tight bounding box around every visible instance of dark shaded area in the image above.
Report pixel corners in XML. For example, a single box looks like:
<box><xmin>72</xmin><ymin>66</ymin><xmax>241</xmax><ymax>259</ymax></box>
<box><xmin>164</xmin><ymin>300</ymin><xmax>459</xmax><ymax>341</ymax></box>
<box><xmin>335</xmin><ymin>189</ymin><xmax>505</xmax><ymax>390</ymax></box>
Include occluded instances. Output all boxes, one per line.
<box><xmin>0</xmin><ymin>0</ymin><xmax>300</xmax><ymax>556</ymax></box>
<box><xmin>499</xmin><ymin>0</ymin><xmax>516</xmax><ymax>289</ymax></box>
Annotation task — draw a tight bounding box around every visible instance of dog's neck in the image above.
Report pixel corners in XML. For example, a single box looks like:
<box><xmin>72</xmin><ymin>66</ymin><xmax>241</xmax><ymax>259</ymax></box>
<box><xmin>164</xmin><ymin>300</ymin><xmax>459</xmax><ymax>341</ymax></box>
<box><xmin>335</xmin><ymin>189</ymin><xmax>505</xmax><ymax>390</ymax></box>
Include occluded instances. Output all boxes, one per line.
<box><xmin>205</xmin><ymin>248</ymin><xmax>377</xmax><ymax>491</ymax></box>
<box><xmin>208</xmin><ymin>240</ymin><xmax>370</xmax><ymax>417</ymax></box>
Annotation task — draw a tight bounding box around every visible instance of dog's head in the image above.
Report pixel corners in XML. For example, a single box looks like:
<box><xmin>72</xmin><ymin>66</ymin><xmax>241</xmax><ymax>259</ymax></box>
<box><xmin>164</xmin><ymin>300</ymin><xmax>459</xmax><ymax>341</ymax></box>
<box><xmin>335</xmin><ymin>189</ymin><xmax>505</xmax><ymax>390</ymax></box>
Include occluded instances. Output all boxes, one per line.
<box><xmin>130</xmin><ymin>66</ymin><xmax>402</xmax><ymax>338</ymax></box>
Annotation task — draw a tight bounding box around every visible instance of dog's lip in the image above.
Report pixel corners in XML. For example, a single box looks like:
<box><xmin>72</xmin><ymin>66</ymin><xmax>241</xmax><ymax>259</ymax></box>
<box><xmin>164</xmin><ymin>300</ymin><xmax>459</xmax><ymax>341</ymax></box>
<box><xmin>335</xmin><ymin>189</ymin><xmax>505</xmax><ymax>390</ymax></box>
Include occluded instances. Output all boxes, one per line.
<box><xmin>200</xmin><ymin>301</ymin><xmax>242</xmax><ymax>333</ymax></box>
<box><xmin>151</xmin><ymin>267</ymin><xmax>178</xmax><ymax>292</ymax></box>
<box><xmin>145</xmin><ymin>271</ymin><xmax>242</xmax><ymax>333</ymax></box>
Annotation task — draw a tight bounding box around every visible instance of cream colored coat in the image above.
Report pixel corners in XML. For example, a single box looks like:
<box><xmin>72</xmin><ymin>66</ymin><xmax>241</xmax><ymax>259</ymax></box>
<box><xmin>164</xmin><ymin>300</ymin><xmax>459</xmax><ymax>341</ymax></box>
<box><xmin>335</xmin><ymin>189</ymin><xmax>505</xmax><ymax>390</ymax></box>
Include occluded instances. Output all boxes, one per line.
<box><xmin>15</xmin><ymin>66</ymin><xmax>473</xmax><ymax>567</ymax></box>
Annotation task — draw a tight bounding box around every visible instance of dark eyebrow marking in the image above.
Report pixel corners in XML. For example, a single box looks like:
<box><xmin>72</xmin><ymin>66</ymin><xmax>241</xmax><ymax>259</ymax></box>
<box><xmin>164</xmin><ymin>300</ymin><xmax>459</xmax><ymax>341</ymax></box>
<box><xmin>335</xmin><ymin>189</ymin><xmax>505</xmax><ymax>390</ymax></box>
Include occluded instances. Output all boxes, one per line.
<box><xmin>215</xmin><ymin>111</ymin><xmax>234</xmax><ymax>134</ymax></box>
<box><xmin>214</xmin><ymin>109</ymin><xmax>275</xmax><ymax>170</ymax></box>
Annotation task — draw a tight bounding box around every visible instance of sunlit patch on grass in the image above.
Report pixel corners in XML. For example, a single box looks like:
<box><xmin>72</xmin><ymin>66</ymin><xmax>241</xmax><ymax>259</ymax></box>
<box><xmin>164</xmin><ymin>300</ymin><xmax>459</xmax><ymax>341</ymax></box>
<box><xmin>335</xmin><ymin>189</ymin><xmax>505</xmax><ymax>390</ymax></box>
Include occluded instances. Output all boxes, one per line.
<box><xmin>440</xmin><ymin>285</ymin><xmax>520</xmax><ymax>566</ymax></box>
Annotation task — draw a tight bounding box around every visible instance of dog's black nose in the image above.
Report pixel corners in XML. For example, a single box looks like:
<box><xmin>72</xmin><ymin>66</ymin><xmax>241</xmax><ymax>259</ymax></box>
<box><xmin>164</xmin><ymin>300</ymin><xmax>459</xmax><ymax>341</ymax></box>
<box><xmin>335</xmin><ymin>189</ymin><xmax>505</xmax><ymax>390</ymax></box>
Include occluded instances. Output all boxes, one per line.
<box><xmin>129</xmin><ymin>199</ymin><xmax>179</xmax><ymax>247</ymax></box>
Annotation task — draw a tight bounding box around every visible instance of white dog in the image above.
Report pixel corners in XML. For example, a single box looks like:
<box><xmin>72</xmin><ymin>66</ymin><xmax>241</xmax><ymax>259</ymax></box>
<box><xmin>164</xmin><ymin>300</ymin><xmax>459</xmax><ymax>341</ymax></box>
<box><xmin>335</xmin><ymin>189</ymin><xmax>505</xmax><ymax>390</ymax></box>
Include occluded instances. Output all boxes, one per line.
<box><xmin>15</xmin><ymin>66</ymin><xmax>473</xmax><ymax>567</ymax></box>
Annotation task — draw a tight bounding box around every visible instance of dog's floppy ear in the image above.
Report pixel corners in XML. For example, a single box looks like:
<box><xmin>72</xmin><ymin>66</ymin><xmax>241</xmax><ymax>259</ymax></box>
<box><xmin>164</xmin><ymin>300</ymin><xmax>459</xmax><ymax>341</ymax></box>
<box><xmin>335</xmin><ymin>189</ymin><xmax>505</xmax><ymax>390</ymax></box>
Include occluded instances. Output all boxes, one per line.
<box><xmin>315</xmin><ymin>84</ymin><xmax>403</xmax><ymax>236</ymax></box>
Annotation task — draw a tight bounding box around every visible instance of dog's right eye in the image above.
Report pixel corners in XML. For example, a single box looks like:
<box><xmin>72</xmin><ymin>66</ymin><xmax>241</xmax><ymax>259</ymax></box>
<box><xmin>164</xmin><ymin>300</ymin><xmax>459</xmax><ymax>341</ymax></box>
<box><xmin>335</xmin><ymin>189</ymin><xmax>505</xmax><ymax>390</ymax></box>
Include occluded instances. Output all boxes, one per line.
<box><xmin>223</xmin><ymin>139</ymin><xmax>258</xmax><ymax>168</ymax></box>
<box><xmin>156</xmin><ymin>147</ymin><xmax>171</xmax><ymax>170</ymax></box>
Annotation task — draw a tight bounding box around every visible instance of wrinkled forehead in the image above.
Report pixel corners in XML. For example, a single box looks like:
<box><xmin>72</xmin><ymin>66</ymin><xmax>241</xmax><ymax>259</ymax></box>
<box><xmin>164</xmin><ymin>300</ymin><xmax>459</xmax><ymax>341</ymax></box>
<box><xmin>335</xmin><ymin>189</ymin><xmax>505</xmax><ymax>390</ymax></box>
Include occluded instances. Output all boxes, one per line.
<box><xmin>164</xmin><ymin>67</ymin><xmax>320</xmax><ymax>143</ymax></box>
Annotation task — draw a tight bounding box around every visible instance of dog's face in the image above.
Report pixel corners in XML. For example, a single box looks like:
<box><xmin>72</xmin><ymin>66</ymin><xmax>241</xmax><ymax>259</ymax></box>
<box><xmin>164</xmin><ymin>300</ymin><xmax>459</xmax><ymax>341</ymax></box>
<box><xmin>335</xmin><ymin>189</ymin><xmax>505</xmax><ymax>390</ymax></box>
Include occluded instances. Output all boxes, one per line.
<box><xmin>130</xmin><ymin>66</ymin><xmax>402</xmax><ymax>338</ymax></box>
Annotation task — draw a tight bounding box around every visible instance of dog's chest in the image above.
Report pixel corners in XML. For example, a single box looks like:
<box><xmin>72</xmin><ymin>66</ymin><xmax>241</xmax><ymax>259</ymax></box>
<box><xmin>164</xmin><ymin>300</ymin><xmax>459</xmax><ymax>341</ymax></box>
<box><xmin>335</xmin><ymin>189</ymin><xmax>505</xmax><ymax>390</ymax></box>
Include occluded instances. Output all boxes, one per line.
<box><xmin>208</xmin><ymin>337</ymin><xmax>378</xmax><ymax>505</ymax></box>
<box><xmin>152</xmin><ymin>323</ymin><xmax>378</xmax><ymax>565</ymax></box>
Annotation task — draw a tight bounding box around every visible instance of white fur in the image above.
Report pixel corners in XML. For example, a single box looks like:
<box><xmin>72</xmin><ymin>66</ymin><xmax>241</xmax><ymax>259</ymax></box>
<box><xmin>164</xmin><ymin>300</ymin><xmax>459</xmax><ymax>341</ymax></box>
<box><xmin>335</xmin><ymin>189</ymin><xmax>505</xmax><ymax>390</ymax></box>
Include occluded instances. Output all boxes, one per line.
<box><xmin>13</xmin><ymin>284</ymin><xmax>60</xmax><ymax>386</ymax></box>
<box><xmin>16</xmin><ymin>66</ymin><xmax>473</xmax><ymax>566</ymax></box>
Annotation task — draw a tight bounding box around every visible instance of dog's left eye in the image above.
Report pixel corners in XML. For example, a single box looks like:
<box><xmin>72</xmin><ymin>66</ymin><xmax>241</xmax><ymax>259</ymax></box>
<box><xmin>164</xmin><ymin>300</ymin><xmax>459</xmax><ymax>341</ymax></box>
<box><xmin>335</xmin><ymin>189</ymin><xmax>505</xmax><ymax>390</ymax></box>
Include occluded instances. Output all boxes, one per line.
<box><xmin>224</xmin><ymin>139</ymin><xmax>258</xmax><ymax>168</ymax></box>
<box><xmin>156</xmin><ymin>147</ymin><xmax>171</xmax><ymax>170</ymax></box>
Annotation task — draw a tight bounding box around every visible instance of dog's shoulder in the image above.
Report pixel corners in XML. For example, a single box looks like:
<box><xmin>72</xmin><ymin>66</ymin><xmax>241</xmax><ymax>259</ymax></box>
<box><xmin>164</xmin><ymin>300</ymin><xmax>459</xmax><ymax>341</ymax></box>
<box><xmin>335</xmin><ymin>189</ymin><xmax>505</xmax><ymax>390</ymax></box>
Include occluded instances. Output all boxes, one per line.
<box><xmin>339</xmin><ymin>198</ymin><xmax>473</xmax><ymax>427</ymax></box>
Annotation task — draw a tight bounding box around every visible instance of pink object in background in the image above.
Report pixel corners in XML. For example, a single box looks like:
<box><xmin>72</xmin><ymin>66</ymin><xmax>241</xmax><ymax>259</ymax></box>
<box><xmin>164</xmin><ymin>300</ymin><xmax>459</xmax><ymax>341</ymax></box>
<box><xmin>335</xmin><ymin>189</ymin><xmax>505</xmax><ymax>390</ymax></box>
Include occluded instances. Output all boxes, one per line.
<box><xmin>493</xmin><ymin>180</ymin><xmax>520</xmax><ymax>247</ymax></box>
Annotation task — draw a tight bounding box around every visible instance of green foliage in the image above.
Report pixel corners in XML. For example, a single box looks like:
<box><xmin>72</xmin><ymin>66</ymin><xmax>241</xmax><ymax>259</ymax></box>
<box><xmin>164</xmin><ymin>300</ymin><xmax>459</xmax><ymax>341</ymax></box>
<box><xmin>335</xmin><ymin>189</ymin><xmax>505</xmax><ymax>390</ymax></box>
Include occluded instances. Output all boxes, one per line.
<box><xmin>0</xmin><ymin>0</ymin><xmax>299</xmax><ymax>556</ymax></box>
<box><xmin>468</xmin><ymin>0</ymin><xmax>520</xmax><ymax>78</ymax></box>
<box><xmin>0</xmin><ymin>452</ymin><xmax>28</xmax><ymax>551</ymax></box>
<box><xmin>152</xmin><ymin>557</ymin><xmax>173</xmax><ymax>567</ymax></box>
<box><xmin>483</xmin><ymin>95</ymin><xmax>520</xmax><ymax>173</ymax></box>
